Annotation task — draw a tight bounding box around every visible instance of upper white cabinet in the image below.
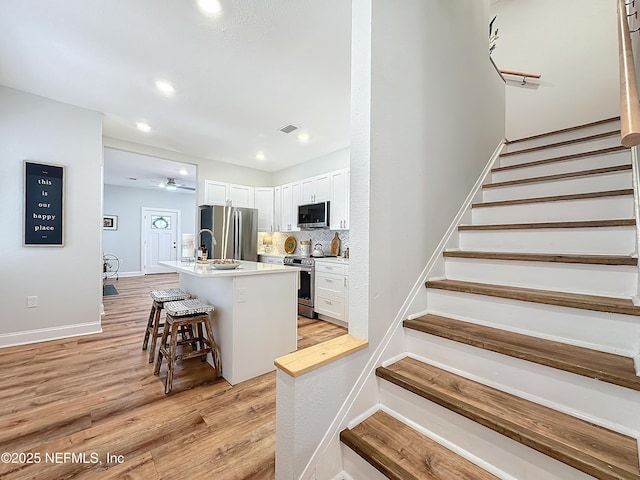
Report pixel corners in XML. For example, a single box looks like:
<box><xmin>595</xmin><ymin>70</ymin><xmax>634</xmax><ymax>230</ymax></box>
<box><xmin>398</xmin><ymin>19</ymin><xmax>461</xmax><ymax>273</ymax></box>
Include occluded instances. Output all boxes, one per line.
<box><xmin>281</xmin><ymin>181</ymin><xmax>301</xmax><ymax>231</ymax></box>
<box><xmin>273</xmin><ymin>185</ymin><xmax>282</xmax><ymax>232</ymax></box>
<box><xmin>198</xmin><ymin>180</ymin><xmax>229</xmax><ymax>206</ymax></box>
<box><xmin>198</xmin><ymin>180</ymin><xmax>255</xmax><ymax>208</ymax></box>
<box><xmin>199</xmin><ymin>167</ymin><xmax>350</xmax><ymax>232</ymax></box>
<box><xmin>254</xmin><ymin>187</ymin><xmax>274</xmax><ymax>232</ymax></box>
<box><xmin>300</xmin><ymin>173</ymin><xmax>330</xmax><ymax>204</ymax></box>
<box><xmin>229</xmin><ymin>183</ymin><xmax>255</xmax><ymax>208</ymax></box>
<box><xmin>329</xmin><ymin>169</ymin><xmax>349</xmax><ymax>230</ymax></box>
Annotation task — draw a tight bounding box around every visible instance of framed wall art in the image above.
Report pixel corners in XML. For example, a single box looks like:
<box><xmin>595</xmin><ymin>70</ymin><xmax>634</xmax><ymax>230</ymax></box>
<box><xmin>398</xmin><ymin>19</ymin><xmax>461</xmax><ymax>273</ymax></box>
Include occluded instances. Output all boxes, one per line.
<box><xmin>24</xmin><ymin>161</ymin><xmax>65</xmax><ymax>246</ymax></box>
<box><xmin>103</xmin><ymin>215</ymin><xmax>118</xmax><ymax>230</ymax></box>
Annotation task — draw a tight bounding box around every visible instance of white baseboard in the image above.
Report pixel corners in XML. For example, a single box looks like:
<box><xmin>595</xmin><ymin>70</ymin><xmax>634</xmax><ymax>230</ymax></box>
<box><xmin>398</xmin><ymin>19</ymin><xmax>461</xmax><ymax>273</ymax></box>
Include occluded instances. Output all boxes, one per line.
<box><xmin>318</xmin><ymin>314</ymin><xmax>348</xmax><ymax>329</ymax></box>
<box><xmin>0</xmin><ymin>321</ymin><xmax>102</xmax><ymax>349</ymax></box>
<box><xmin>109</xmin><ymin>270</ymin><xmax>143</xmax><ymax>278</ymax></box>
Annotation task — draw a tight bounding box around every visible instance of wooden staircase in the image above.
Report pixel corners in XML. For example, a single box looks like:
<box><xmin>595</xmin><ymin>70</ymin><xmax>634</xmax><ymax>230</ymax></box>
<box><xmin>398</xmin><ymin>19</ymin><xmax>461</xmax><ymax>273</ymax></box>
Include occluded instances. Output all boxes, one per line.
<box><xmin>340</xmin><ymin>117</ymin><xmax>640</xmax><ymax>479</ymax></box>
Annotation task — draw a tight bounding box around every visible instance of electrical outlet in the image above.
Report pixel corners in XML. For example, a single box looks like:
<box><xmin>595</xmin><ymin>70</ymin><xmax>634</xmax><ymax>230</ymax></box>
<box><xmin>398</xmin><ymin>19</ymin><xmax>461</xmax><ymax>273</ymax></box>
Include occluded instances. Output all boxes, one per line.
<box><xmin>237</xmin><ymin>288</ymin><xmax>247</xmax><ymax>303</ymax></box>
<box><xmin>27</xmin><ymin>296</ymin><xmax>38</xmax><ymax>308</ymax></box>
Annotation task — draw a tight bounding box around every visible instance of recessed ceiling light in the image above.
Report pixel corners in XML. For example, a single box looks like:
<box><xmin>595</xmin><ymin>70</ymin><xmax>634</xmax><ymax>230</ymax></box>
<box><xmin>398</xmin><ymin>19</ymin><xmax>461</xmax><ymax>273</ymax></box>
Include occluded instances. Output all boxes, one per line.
<box><xmin>155</xmin><ymin>79</ymin><xmax>175</xmax><ymax>95</ymax></box>
<box><xmin>158</xmin><ymin>182</ymin><xmax>165</xmax><ymax>188</ymax></box>
<box><xmin>136</xmin><ymin>121</ymin><xmax>151</xmax><ymax>133</ymax></box>
<box><xmin>255</xmin><ymin>152</ymin><xmax>266</xmax><ymax>161</ymax></box>
<box><xmin>297</xmin><ymin>132</ymin><xmax>310</xmax><ymax>143</ymax></box>
<box><xmin>179</xmin><ymin>168</ymin><xmax>188</xmax><ymax>175</ymax></box>
<box><xmin>197</xmin><ymin>0</ymin><xmax>222</xmax><ymax>15</ymax></box>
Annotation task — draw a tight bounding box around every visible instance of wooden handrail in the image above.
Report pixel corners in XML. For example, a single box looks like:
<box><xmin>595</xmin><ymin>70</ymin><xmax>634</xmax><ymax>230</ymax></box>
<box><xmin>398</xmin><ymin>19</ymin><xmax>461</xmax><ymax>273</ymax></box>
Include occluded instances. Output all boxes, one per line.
<box><xmin>499</xmin><ymin>69</ymin><xmax>541</xmax><ymax>80</ymax></box>
<box><xmin>617</xmin><ymin>0</ymin><xmax>640</xmax><ymax>147</ymax></box>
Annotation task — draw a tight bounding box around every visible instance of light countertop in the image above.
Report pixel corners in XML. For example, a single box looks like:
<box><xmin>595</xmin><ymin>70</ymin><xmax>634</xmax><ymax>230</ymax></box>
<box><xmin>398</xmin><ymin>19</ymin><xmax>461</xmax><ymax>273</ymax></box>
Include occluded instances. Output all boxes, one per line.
<box><xmin>313</xmin><ymin>257</ymin><xmax>349</xmax><ymax>265</ymax></box>
<box><xmin>159</xmin><ymin>260</ymin><xmax>299</xmax><ymax>278</ymax></box>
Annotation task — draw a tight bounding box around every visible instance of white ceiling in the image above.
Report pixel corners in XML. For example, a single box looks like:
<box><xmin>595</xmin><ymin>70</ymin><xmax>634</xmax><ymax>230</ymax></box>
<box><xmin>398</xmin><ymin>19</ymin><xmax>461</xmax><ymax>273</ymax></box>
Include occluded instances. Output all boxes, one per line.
<box><xmin>0</xmin><ymin>0</ymin><xmax>352</xmax><ymax>187</ymax></box>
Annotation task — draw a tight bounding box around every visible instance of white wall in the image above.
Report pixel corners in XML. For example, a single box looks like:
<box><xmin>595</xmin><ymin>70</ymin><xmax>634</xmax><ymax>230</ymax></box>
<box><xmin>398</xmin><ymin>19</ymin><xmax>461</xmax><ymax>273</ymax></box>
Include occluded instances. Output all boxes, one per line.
<box><xmin>276</xmin><ymin>0</ymin><xmax>505</xmax><ymax>477</ymax></box>
<box><xmin>490</xmin><ymin>0</ymin><xmax>619</xmax><ymax>139</ymax></box>
<box><xmin>103</xmin><ymin>184</ymin><xmax>196</xmax><ymax>275</ymax></box>
<box><xmin>0</xmin><ymin>86</ymin><xmax>103</xmax><ymax>346</ymax></box>
<box><xmin>271</xmin><ymin>147</ymin><xmax>350</xmax><ymax>185</ymax></box>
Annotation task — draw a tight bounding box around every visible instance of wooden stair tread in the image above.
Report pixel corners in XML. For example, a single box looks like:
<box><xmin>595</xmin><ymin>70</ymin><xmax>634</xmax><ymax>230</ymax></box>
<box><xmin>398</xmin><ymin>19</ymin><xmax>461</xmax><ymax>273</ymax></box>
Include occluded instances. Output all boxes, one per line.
<box><xmin>443</xmin><ymin>250</ymin><xmax>638</xmax><ymax>265</ymax></box>
<box><xmin>377</xmin><ymin>358</ymin><xmax>640</xmax><ymax>480</ymax></box>
<box><xmin>340</xmin><ymin>410</ymin><xmax>499</xmax><ymax>480</ymax></box>
<box><xmin>494</xmin><ymin>146</ymin><xmax>628</xmax><ymax>172</ymax></box>
<box><xmin>506</xmin><ymin>117</ymin><xmax>620</xmax><ymax>145</ymax></box>
<box><xmin>404</xmin><ymin>314</ymin><xmax>640</xmax><ymax>391</ymax></box>
<box><xmin>458</xmin><ymin>218</ymin><xmax>635</xmax><ymax>231</ymax></box>
<box><xmin>500</xmin><ymin>130</ymin><xmax>620</xmax><ymax>158</ymax></box>
<box><xmin>425</xmin><ymin>279</ymin><xmax>640</xmax><ymax>316</ymax></box>
<box><xmin>472</xmin><ymin>189</ymin><xmax>634</xmax><ymax>208</ymax></box>
<box><xmin>483</xmin><ymin>164</ymin><xmax>631</xmax><ymax>189</ymax></box>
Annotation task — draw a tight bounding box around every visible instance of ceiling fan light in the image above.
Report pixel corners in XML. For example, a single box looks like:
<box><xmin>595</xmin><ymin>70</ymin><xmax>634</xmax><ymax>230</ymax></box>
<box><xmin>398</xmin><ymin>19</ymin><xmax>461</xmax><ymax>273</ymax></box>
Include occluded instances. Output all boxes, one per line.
<box><xmin>165</xmin><ymin>178</ymin><xmax>178</xmax><ymax>191</ymax></box>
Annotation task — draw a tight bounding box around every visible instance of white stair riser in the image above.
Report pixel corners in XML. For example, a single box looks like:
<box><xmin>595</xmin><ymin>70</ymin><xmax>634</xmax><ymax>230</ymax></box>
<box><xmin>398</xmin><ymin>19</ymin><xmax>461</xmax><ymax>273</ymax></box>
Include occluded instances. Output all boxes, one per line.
<box><xmin>492</xmin><ymin>151</ymin><xmax>630</xmax><ymax>183</ymax></box>
<box><xmin>472</xmin><ymin>195</ymin><xmax>634</xmax><ymax>224</ymax></box>
<box><xmin>425</xmin><ymin>289</ymin><xmax>640</xmax><ymax>355</ymax></box>
<box><xmin>458</xmin><ymin>226</ymin><xmax>636</xmax><ymax>255</ymax></box>
<box><xmin>443</xmin><ymin>258</ymin><xmax>637</xmax><ymax>298</ymax></box>
<box><xmin>482</xmin><ymin>171</ymin><xmax>632</xmax><ymax>202</ymax></box>
<box><xmin>341</xmin><ymin>446</ymin><xmax>388</xmax><ymax>480</ymax></box>
<box><xmin>405</xmin><ymin>333</ymin><xmax>640</xmax><ymax>436</ymax></box>
<box><xmin>378</xmin><ymin>382</ymin><xmax>594</xmax><ymax>480</ymax></box>
<box><xmin>499</xmin><ymin>136</ymin><xmax>623</xmax><ymax>167</ymax></box>
<box><xmin>504</xmin><ymin>120</ymin><xmax>621</xmax><ymax>152</ymax></box>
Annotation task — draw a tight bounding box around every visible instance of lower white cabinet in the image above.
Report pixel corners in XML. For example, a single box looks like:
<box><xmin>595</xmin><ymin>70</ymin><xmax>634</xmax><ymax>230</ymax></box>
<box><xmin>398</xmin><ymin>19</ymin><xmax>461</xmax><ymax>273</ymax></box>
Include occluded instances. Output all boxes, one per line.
<box><xmin>314</xmin><ymin>261</ymin><xmax>349</xmax><ymax>323</ymax></box>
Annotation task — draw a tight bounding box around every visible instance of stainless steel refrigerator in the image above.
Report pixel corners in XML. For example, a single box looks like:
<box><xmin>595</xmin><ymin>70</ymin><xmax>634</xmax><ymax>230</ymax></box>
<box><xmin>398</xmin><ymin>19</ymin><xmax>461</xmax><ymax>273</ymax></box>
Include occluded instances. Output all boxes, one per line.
<box><xmin>198</xmin><ymin>205</ymin><xmax>258</xmax><ymax>261</ymax></box>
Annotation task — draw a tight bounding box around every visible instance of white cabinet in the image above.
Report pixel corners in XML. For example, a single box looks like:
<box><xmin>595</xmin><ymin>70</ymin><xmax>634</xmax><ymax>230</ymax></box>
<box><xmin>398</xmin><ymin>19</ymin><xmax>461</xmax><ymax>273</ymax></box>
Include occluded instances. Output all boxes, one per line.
<box><xmin>314</xmin><ymin>260</ymin><xmax>349</xmax><ymax>323</ymax></box>
<box><xmin>229</xmin><ymin>183</ymin><xmax>254</xmax><ymax>208</ymax></box>
<box><xmin>198</xmin><ymin>180</ymin><xmax>254</xmax><ymax>208</ymax></box>
<box><xmin>274</xmin><ymin>186</ymin><xmax>282</xmax><ymax>232</ymax></box>
<box><xmin>198</xmin><ymin>180</ymin><xmax>229</xmax><ymax>206</ymax></box>
<box><xmin>281</xmin><ymin>181</ymin><xmax>301</xmax><ymax>231</ymax></box>
<box><xmin>300</xmin><ymin>173</ymin><xmax>331</xmax><ymax>204</ymax></box>
<box><xmin>329</xmin><ymin>168</ymin><xmax>349</xmax><ymax>230</ymax></box>
<box><xmin>254</xmin><ymin>187</ymin><xmax>274</xmax><ymax>232</ymax></box>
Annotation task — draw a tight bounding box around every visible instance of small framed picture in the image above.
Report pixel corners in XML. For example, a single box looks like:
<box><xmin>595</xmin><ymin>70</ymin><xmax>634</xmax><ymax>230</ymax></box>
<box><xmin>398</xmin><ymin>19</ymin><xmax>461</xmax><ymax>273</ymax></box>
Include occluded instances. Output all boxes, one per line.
<box><xmin>103</xmin><ymin>215</ymin><xmax>118</xmax><ymax>230</ymax></box>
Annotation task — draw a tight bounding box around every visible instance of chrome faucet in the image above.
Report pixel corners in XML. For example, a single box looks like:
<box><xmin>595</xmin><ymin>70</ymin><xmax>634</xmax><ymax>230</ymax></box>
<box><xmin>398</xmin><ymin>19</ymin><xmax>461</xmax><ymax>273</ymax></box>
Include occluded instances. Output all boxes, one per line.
<box><xmin>198</xmin><ymin>229</ymin><xmax>217</xmax><ymax>247</ymax></box>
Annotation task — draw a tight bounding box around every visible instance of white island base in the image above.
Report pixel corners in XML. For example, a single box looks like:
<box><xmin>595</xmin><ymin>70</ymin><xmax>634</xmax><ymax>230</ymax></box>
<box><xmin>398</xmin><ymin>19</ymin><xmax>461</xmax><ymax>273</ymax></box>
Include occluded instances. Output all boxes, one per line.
<box><xmin>161</xmin><ymin>261</ymin><xmax>299</xmax><ymax>385</ymax></box>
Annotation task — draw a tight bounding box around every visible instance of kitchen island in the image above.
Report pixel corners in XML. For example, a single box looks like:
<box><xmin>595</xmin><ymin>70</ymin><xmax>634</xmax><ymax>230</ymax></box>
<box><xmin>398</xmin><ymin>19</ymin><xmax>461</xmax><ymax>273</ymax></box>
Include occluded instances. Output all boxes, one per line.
<box><xmin>160</xmin><ymin>260</ymin><xmax>299</xmax><ymax>385</ymax></box>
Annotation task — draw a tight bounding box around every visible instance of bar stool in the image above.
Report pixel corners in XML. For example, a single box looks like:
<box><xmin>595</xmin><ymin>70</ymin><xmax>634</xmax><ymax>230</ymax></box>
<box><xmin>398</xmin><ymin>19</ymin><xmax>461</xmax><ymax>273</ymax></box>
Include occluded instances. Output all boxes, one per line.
<box><xmin>142</xmin><ymin>288</ymin><xmax>191</xmax><ymax>363</ymax></box>
<box><xmin>153</xmin><ymin>298</ymin><xmax>221</xmax><ymax>394</ymax></box>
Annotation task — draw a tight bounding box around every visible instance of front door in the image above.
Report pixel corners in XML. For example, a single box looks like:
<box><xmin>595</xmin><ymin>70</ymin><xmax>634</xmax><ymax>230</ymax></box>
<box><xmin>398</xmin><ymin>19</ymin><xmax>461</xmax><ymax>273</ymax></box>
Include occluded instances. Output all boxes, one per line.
<box><xmin>142</xmin><ymin>208</ymin><xmax>179</xmax><ymax>274</ymax></box>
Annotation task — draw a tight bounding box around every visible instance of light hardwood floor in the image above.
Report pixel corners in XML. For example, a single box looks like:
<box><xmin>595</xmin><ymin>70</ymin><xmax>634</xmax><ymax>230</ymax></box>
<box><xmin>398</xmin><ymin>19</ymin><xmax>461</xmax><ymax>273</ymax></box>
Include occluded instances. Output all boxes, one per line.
<box><xmin>0</xmin><ymin>274</ymin><xmax>346</xmax><ymax>479</ymax></box>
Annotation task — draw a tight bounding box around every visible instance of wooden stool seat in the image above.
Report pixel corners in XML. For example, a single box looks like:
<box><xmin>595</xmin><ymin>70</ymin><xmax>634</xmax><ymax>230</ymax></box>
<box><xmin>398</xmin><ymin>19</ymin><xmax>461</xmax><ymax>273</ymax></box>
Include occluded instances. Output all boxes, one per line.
<box><xmin>142</xmin><ymin>288</ymin><xmax>191</xmax><ymax>363</ymax></box>
<box><xmin>153</xmin><ymin>299</ymin><xmax>221</xmax><ymax>394</ymax></box>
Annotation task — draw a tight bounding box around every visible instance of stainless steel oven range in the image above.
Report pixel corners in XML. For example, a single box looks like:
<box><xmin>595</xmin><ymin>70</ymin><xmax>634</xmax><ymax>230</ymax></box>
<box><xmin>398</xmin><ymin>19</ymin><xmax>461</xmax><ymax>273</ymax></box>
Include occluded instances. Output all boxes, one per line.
<box><xmin>283</xmin><ymin>256</ymin><xmax>317</xmax><ymax>318</ymax></box>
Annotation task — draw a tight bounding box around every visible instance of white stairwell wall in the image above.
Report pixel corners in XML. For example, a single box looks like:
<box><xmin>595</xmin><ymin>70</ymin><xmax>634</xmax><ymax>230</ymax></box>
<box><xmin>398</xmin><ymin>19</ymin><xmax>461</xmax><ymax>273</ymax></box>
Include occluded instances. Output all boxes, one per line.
<box><xmin>275</xmin><ymin>1</ymin><xmax>505</xmax><ymax>478</ymax></box>
<box><xmin>489</xmin><ymin>0</ymin><xmax>619</xmax><ymax>140</ymax></box>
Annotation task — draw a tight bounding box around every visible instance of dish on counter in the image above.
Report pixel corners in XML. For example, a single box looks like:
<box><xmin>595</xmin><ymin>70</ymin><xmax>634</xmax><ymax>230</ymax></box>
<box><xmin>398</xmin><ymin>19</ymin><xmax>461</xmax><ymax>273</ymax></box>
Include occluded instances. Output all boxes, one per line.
<box><xmin>284</xmin><ymin>236</ymin><xmax>297</xmax><ymax>254</ymax></box>
<box><xmin>210</xmin><ymin>259</ymin><xmax>241</xmax><ymax>270</ymax></box>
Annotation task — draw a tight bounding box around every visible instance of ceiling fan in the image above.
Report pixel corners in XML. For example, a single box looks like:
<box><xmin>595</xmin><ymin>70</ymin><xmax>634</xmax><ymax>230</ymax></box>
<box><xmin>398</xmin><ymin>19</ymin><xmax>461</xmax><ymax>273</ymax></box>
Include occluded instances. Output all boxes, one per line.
<box><xmin>157</xmin><ymin>177</ymin><xmax>196</xmax><ymax>191</ymax></box>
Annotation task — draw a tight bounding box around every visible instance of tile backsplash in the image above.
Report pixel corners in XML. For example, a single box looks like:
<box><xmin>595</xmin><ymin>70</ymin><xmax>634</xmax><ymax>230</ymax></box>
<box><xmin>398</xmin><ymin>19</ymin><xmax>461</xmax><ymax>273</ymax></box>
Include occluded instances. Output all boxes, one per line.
<box><xmin>258</xmin><ymin>230</ymin><xmax>350</xmax><ymax>257</ymax></box>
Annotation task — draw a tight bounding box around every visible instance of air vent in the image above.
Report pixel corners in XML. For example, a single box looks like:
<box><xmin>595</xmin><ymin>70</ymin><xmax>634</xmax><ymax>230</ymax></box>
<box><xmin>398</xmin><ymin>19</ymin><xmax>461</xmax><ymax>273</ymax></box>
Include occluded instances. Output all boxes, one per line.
<box><xmin>279</xmin><ymin>124</ymin><xmax>299</xmax><ymax>134</ymax></box>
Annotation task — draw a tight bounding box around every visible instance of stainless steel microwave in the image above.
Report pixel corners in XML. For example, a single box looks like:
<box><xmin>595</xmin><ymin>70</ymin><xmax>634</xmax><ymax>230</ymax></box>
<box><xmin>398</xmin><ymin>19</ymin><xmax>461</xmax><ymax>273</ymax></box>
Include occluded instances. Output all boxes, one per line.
<box><xmin>298</xmin><ymin>201</ymin><xmax>330</xmax><ymax>229</ymax></box>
